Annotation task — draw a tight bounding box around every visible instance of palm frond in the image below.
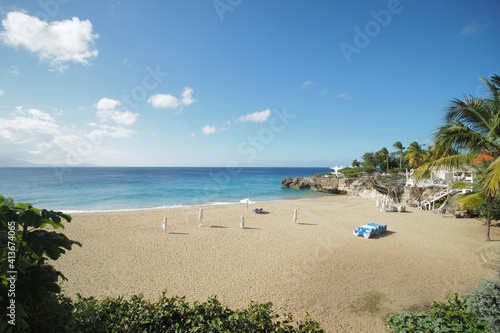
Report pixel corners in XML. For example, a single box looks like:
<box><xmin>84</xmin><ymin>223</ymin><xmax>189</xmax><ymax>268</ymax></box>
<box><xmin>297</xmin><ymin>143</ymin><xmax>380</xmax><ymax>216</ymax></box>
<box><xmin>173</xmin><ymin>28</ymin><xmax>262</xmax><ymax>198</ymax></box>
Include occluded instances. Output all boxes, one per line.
<box><xmin>449</xmin><ymin>181</ymin><xmax>481</xmax><ymax>191</ymax></box>
<box><xmin>413</xmin><ymin>153</ymin><xmax>475</xmax><ymax>181</ymax></box>
<box><xmin>445</xmin><ymin>96</ymin><xmax>493</xmax><ymax>133</ymax></box>
<box><xmin>478</xmin><ymin>156</ymin><xmax>500</xmax><ymax>197</ymax></box>
<box><xmin>454</xmin><ymin>191</ymin><xmax>485</xmax><ymax>210</ymax></box>
<box><xmin>482</xmin><ymin>76</ymin><xmax>500</xmax><ymax>104</ymax></box>
<box><xmin>433</xmin><ymin>123</ymin><xmax>498</xmax><ymax>153</ymax></box>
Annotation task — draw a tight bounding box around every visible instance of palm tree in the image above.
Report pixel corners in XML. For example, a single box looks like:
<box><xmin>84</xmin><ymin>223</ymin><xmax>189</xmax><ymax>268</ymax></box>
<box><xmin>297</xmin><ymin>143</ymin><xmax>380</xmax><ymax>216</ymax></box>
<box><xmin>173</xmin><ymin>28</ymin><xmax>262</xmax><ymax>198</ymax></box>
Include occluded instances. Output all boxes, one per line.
<box><xmin>405</xmin><ymin>141</ymin><xmax>426</xmax><ymax>168</ymax></box>
<box><xmin>414</xmin><ymin>74</ymin><xmax>500</xmax><ymax>241</ymax></box>
<box><xmin>392</xmin><ymin>141</ymin><xmax>405</xmax><ymax>169</ymax></box>
<box><xmin>378</xmin><ymin>147</ymin><xmax>390</xmax><ymax>172</ymax></box>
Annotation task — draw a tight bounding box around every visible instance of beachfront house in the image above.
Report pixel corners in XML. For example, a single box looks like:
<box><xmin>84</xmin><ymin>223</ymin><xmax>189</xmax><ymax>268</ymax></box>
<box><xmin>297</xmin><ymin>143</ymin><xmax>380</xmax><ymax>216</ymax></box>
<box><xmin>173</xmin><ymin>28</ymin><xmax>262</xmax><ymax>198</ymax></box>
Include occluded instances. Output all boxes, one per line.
<box><xmin>405</xmin><ymin>153</ymin><xmax>493</xmax><ymax>187</ymax></box>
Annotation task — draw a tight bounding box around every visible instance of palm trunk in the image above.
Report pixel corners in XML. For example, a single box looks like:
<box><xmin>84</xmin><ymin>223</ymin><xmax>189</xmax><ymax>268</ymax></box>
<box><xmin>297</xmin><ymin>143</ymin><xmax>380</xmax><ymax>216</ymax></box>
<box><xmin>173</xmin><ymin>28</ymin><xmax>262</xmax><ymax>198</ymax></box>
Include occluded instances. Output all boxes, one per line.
<box><xmin>486</xmin><ymin>195</ymin><xmax>492</xmax><ymax>241</ymax></box>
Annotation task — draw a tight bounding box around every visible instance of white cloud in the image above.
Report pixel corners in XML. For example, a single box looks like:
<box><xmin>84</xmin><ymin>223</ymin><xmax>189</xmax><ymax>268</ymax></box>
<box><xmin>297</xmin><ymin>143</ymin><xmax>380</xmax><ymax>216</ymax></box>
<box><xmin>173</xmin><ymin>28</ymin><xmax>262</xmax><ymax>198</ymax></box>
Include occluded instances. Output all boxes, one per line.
<box><xmin>95</xmin><ymin>98</ymin><xmax>138</xmax><ymax>125</ymax></box>
<box><xmin>7</xmin><ymin>65</ymin><xmax>20</xmax><ymax>76</ymax></box>
<box><xmin>0</xmin><ymin>89</ymin><xmax>4</xmax><ymax>96</ymax></box>
<box><xmin>238</xmin><ymin>109</ymin><xmax>271</xmax><ymax>123</ymax></box>
<box><xmin>0</xmin><ymin>105</ymin><xmax>137</xmax><ymax>166</ymax></box>
<box><xmin>148</xmin><ymin>93</ymin><xmax>180</xmax><ymax>109</ymax></box>
<box><xmin>335</xmin><ymin>93</ymin><xmax>353</xmax><ymax>100</ymax></box>
<box><xmin>0</xmin><ymin>11</ymin><xmax>99</xmax><ymax>71</ymax></box>
<box><xmin>301</xmin><ymin>80</ymin><xmax>315</xmax><ymax>90</ymax></box>
<box><xmin>181</xmin><ymin>87</ymin><xmax>196</xmax><ymax>106</ymax></box>
<box><xmin>190</xmin><ymin>132</ymin><xmax>196</xmax><ymax>137</ymax></box>
<box><xmin>459</xmin><ymin>22</ymin><xmax>481</xmax><ymax>36</ymax></box>
<box><xmin>0</xmin><ymin>106</ymin><xmax>60</xmax><ymax>142</ymax></box>
<box><xmin>458</xmin><ymin>21</ymin><xmax>494</xmax><ymax>37</ymax></box>
<box><xmin>202</xmin><ymin>125</ymin><xmax>216</xmax><ymax>135</ymax></box>
<box><xmin>88</xmin><ymin>124</ymin><xmax>136</xmax><ymax>140</ymax></box>
<box><xmin>148</xmin><ymin>87</ymin><xmax>196</xmax><ymax>110</ymax></box>
<box><xmin>96</xmin><ymin>97</ymin><xmax>121</xmax><ymax>110</ymax></box>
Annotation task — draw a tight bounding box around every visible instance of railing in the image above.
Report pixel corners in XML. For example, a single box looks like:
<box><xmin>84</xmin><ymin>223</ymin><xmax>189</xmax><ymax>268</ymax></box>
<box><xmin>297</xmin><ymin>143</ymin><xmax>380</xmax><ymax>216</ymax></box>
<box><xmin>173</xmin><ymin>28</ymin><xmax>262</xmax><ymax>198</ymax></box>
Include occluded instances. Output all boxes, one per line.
<box><xmin>420</xmin><ymin>187</ymin><xmax>474</xmax><ymax>211</ymax></box>
<box><xmin>420</xmin><ymin>188</ymin><xmax>460</xmax><ymax>210</ymax></box>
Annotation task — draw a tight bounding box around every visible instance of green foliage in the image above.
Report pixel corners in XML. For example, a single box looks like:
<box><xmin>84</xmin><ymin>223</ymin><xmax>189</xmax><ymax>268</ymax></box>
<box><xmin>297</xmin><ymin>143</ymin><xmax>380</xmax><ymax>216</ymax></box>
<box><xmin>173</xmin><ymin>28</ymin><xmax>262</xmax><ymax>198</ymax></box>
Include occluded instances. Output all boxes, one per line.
<box><xmin>0</xmin><ymin>195</ymin><xmax>81</xmax><ymax>332</ymax></box>
<box><xmin>339</xmin><ymin>167</ymin><xmax>364</xmax><ymax>178</ymax></box>
<box><xmin>387</xmin><ymin>293</ymin><xmax>486</xmax><ymax>332</ymax></box>
<box><xmin>466</xmin><ymin>271</ymin><xmax>500</xmax><ymax>333</ymax></box>
<box><xmin>477</xmin><ymin>196</ymin><xmax>500</xmax><ymax>222</ymax></box>
<box><xmin>72</xmin><ymin>292</ymin><xmax>324</xmax><ymax>333</ymax></box>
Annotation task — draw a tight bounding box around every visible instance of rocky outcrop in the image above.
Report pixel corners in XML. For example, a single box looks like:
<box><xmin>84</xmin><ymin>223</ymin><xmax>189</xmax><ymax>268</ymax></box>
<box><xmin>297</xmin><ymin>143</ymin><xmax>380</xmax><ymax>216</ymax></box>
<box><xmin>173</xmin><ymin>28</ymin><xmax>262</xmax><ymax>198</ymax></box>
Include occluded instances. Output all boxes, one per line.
<box><xmin>400</xmin><ymin>185</ymin><xmax>449</xmax><ymax>207</ymax></box>
<box><xmin>281</xmin><ymin>176</ymin><xmax>446</xmax><ymax>206</ymax></box>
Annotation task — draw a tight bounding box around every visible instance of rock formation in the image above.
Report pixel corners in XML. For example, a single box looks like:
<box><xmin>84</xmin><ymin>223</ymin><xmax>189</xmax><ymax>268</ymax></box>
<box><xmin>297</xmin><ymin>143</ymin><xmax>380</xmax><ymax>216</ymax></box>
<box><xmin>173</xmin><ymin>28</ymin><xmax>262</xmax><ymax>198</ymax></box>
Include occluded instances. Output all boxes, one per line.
<box><xmin>281</xmin><ymin>176</ymin><xmax>446</xmax><ymax>206</ymax></box>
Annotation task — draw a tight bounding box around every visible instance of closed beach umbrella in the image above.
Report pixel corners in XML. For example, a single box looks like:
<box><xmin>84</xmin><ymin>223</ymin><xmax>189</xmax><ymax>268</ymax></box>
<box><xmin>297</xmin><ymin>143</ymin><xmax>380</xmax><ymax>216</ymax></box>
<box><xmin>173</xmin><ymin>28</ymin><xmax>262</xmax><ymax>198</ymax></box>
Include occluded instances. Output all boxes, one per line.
<box><xmin>198</xmin><ymin>208</ymin><xmax>204</xmax><ymax>227</ymax></box>
<box><xmin>293</xmin><ymin>208</ymin><xmax>297</xmax><ymax>222</ymax></box>
<box><xmin>240</xmin><ymin>214</ymin><xmax>245</xmax><ymax>228</ymax></box>
<box><xmin>376</xmin><ymin>199</ymin><xmax>379</xmax><ymax>207</ymax></box>
<box><xmin>162</xmin><ymin>216</ymin><xmax>167</xmax><ymax>232</ymax></box>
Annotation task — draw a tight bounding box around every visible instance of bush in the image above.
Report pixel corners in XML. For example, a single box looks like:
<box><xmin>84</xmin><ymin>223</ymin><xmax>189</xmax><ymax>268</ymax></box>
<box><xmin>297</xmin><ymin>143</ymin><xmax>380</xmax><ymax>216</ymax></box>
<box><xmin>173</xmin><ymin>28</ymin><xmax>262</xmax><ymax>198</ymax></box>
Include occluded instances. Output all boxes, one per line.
<box><xmin>387</xmin><ymin>293</ymin><xmax>486</xmax><ymax>332</ymax></box>
<box><xmin>0</xmin><ymin>195</ymin><xmax>80</xmax><ymax>332</ymax></box>
<box><xmin>477</xmin><ymin>197</ymin><xmax>500</xmax><ymax>222</ymax></box>
<box><xmin>339</xmin><ymin>167</ymin><xmax>364</xmax><ymax>178</ymax></box>
<box><xmin>466</xmin><ymin>271</ymin><xmax>500</xmax><ymax>333</ymax></box>
<box><xmin>73</xmin><ymin>292</ymin><xmax>324</xmax><ymax>333</ymax></box>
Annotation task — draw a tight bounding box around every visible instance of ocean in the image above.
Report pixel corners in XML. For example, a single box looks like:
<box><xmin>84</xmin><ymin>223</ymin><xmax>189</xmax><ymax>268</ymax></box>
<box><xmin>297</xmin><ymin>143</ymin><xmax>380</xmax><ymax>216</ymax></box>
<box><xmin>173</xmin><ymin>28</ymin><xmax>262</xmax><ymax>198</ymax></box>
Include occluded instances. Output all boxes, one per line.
<box><xmin>0</xmin><ymin>167</ymin><xmax>334</xmax><ymax>212</ymax></box>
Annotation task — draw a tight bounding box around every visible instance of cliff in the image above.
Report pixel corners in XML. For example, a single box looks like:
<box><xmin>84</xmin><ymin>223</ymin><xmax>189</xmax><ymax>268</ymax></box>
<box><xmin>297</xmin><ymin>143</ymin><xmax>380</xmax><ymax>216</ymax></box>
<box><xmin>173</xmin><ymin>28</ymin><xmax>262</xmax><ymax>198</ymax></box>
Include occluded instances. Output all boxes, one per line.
<box><xmin>281</xmin><ymin>176</ymin><xmax>445</xmax><ymax>206</ymax></box>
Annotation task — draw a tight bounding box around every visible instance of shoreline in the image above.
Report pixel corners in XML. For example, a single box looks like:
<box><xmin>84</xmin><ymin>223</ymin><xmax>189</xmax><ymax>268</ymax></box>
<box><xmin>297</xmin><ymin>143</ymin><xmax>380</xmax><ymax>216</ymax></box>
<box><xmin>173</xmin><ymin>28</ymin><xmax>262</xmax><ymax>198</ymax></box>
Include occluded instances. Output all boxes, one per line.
<box><xmin>54</xmin><ymin>195</ymin><xmax>499</xmax><ymax>332</ymax></box>
<box><xmin>62</xmin><ymin>194</ymin><xmax>338</xmax><ymax>214</ymax></box>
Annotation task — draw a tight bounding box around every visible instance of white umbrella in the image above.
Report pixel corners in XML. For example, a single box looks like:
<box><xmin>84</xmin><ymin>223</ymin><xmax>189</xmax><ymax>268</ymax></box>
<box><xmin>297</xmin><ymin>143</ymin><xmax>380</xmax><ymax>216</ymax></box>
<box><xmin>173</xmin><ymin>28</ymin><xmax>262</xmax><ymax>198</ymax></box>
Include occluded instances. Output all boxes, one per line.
<box><xmin>293</xmin><ymin>208</ymin><xmax>297</xmax><ymax>222</ymax></box>
<box><xmin>240</xmin><ymin>198</ymin><xmax>255</xmax><ymax>211</ymax></box>
<box><xmin>198</xmin><ymin>208</ymin><xmax>204</xmax><ymax>227</ymax></box>
<box><xmin>376</xmin><ymin>198</ymin><xmax>379</xmax><ymax>207</ymax></box>
<box><xmin>162</xmin><ymin>216</ymin><xmax>167</xmax><ymax>232</ymax></box>
<box><xmin>240</xmin><ymin>214</ymin><xmax>245</xmax><ymax>228</ymax></box>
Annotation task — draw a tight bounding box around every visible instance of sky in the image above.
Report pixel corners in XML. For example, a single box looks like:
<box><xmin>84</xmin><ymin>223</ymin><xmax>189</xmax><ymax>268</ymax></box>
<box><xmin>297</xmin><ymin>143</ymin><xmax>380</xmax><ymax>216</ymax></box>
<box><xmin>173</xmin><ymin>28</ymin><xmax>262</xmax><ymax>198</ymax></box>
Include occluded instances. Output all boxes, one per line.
<box><xmin>0</xmin><ymin>0</ymin><xmax>499</xmax><ymax>167</ymax></box>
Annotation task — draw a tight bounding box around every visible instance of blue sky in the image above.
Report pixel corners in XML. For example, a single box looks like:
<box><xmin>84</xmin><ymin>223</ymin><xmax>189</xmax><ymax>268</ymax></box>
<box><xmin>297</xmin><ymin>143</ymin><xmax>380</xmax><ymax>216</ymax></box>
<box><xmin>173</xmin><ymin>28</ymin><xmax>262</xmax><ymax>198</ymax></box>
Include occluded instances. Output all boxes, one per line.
<box><xmin>0</xmin><ymin>0</ymin><xmax>499</xmax><ymax>167</ymax></box>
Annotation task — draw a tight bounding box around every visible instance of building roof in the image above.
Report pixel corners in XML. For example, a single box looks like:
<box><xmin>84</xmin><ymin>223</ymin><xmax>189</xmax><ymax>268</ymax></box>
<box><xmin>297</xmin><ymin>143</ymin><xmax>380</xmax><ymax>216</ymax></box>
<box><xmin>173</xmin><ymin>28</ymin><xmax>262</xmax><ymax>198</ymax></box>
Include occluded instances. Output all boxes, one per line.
<box><xmin>472</xmin><ymin>153</ymin><xmax>494</xmax><ymax>164</ymax></box>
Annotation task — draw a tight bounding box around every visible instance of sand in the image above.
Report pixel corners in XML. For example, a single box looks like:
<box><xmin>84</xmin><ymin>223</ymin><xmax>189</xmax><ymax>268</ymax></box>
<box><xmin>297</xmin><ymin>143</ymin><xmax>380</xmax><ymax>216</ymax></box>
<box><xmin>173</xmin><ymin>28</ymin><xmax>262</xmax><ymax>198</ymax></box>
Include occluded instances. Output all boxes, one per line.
<box><xmin>53</xmin><ymin>195</ymin><xmax>500</xmax><ymax>332</ymax></box>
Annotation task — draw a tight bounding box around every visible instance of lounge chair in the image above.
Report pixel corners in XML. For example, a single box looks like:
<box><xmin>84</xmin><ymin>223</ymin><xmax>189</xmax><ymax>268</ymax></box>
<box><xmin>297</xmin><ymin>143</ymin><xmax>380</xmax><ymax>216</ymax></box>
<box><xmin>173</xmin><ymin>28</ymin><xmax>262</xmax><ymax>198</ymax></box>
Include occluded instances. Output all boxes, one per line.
<box><xmin>353</xmin><ymin>223</ymin><xmax>387</xmax><ymax>238</ymax></box>
<box><xmin>252</xmin><ymin>208</ymin><xmax>264</xmax><ymax>214</ymax></box>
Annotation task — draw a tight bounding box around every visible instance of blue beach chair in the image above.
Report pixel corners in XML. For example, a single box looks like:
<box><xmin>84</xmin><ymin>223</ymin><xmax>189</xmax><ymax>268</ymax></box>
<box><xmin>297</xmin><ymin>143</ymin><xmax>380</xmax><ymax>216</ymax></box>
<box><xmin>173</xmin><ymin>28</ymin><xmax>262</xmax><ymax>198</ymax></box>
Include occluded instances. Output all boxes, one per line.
<box><xmin>353</xmin><ymin>223</ymin><xmax>387</xmax><ymax>238</ymax></box>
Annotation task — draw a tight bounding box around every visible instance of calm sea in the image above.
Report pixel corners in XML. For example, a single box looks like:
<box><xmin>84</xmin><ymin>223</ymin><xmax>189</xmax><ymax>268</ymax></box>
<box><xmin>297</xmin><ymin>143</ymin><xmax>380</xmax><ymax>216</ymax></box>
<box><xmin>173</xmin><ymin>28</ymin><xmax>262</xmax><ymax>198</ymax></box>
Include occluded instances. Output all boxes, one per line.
<box><xmin>0</xmin><ymin>167</ymin><xmax>333</xmax><ymax>212</ymax></box>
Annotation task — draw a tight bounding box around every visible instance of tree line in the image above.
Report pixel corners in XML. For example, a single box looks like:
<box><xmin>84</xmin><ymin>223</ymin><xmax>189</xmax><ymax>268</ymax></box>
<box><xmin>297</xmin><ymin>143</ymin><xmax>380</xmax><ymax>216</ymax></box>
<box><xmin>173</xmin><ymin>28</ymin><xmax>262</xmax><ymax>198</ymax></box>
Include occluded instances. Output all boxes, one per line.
<box><xmin>351</xmin><ymin>140</ymin><xmax>432</xmax><ymax>173</ymax></box>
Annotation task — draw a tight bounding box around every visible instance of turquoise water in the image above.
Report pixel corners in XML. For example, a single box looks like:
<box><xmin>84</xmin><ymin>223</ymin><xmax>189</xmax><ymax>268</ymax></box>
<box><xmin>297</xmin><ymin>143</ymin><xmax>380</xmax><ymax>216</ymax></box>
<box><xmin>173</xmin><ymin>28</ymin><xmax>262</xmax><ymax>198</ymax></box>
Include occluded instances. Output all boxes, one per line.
<box><xmin>0</xmin><ymin>167</ymin><xmax>333</xmax><ymax>212</ymax></box>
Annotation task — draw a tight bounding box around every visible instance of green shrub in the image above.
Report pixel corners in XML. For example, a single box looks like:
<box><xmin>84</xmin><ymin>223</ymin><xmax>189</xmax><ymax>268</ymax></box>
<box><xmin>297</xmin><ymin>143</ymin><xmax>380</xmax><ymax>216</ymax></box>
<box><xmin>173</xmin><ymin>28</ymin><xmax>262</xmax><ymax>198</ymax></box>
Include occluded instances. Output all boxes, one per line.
<box><xmin>0</xmin><ymin>195</ymin><xmax>80</xmax><ymax>332</ymax></box>
<box><xmin>340</xmin><ymin>167</ymin><xmax>364</xmax><ymax>178</ymax></box>
<box><xmin>478</xmin><ymin>197</ymin><xmax>500</xmax><ymax>222</ymax></box>
<box><xmin>387</xmin><ymin>293</ymin><xmax>486</xmax><ymax>332</ymax></box>
<box><xmin>466</xmin><ymin>271</ymin><xmax>500</xmax><ymax>333</ymax></box>
<box><xmin>73</xmin><ymin>292</ymin><xmax>325</xmax><ymax>333</ymax></box>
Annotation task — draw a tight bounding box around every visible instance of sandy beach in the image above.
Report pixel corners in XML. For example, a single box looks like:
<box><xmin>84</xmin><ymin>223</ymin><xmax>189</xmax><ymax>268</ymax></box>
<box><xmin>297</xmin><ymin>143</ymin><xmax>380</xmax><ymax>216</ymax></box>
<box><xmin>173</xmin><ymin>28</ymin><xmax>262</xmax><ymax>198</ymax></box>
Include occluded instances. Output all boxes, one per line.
<box><xmin>53</xmin><ymin>195</ymin><xmax>500</xmax><ymax>332</ymax></box>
